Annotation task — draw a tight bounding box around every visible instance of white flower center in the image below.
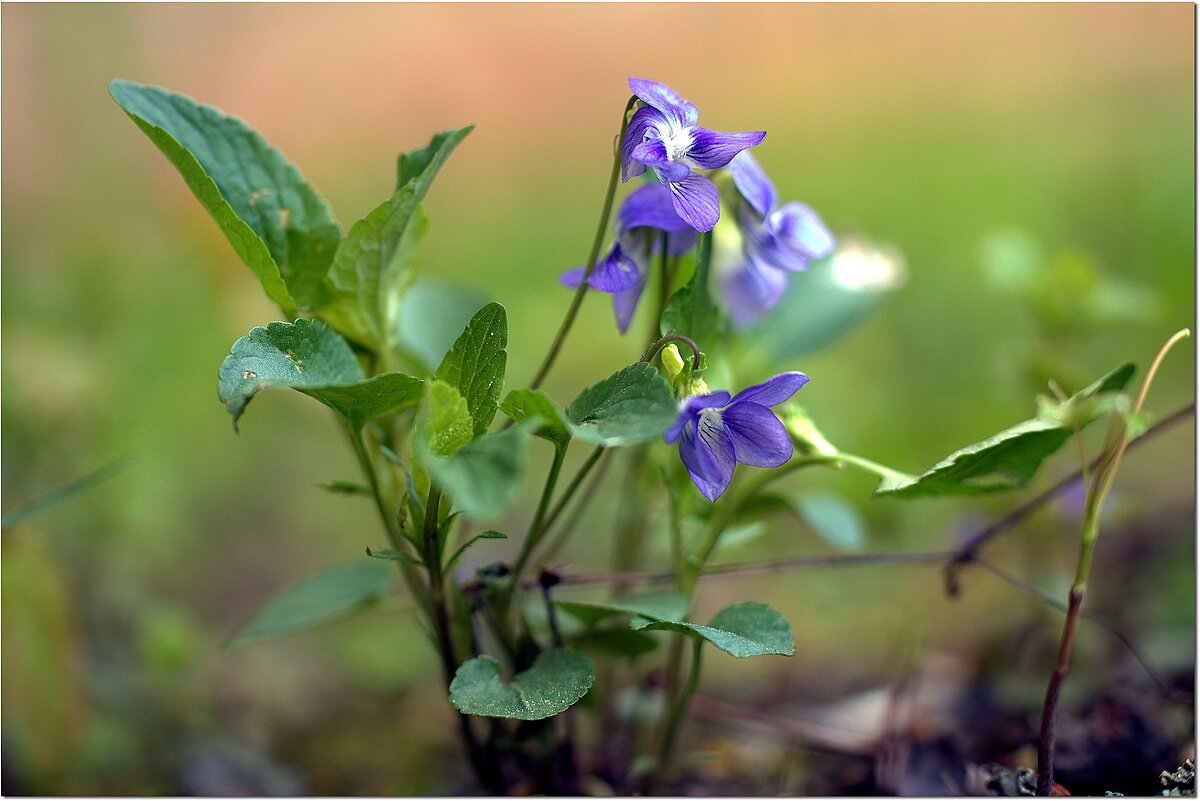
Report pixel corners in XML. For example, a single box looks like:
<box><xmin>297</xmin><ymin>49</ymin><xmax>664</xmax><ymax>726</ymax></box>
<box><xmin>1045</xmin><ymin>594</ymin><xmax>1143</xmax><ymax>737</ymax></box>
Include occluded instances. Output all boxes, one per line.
<box><xmin>698</xmin><ymin>406</ymin><xmax>724</xmax><ymax>431</ymax></box>
<box><xmin>657</xmin><ymin>120</ymin><xmax>694</xmax><ymax>163</ymax></box>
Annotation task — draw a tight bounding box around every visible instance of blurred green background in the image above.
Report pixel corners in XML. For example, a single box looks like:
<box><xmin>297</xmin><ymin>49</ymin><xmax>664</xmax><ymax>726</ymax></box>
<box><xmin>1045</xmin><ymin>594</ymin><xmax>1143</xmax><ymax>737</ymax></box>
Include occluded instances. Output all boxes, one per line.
<box><xmin>2</xmin><ymin>3</ymin><xmax>1194</xmax><ymax>794</ymax></box>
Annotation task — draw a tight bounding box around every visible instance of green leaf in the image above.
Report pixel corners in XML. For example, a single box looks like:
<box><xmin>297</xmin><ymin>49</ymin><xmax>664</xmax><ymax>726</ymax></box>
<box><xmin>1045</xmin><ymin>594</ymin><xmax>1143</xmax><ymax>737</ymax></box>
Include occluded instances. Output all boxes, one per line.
<box><xmin>660</xmin><ymin>230</ymin><xmax>725</xmax><ymax>355</ymax></box>
<box><xmin>557</xmin><ymin>593</ymin><xmax>690</xmax><ymax>629</ymax></box>
<box><xmin>570</xmin><ymin>628</ymin><xmax>659</xmax><ymax>660</ymax></box>
<box><xmin>231</xmin><ymin>560</ymin><xmax>394</xmax><ymax>646</ymax></box>
<box><xmin>110</xmin><ymin>80</ymin><xmax>341</xmax><ymax>314</ymax></box>
<box><xmin>1</xmin><ymin>455</ymin><xmax>131</xmax><ymax>530</ymax></box>
<box><xmin>876</xmin><ymin>363</ymin><xmax>1136</xmax><ymax>498</ymax></box>
<box><xmin>436</xmin><ymin>303</ymin><xmax>508</xmax><ymax>437</ymax></box>
<box><xmin>449</xmin><ymin>649</ymin><xmax>595</xmax><ymax>720</ymax></box>
<box><xmin>793</xmin><ymin>493</ymin><xmax>866</xmax><ymax>551</ymax></box>
<box><xmin>445</xmin><ymin>530</ymin><xmax>508</xmax><ymax>572</ymax></box>
<box><xmin>217</xmin><ymin>320</ymin><xmax>422</xmax><ymax>430</ymax></box>
<box><xmin>364</xmin><ymin>547</ymin><xmax>420</xmax><ymax>566</ymax></box>
<box><xmin>634</xmin><ymin>602</ymin><xmax>795</xmax><ymax>658</ymax></box>
<box><xmin>397</xmin><ymin>126</ymin><xmax>474</xmax><ymax>191</ymax></box>
<box><xmin>396</xmin><ymin>281</ymin><xmax>492</xmax><ymax>374</ymax></box>
<box><xmin>319</xmin><ymin>126</ymin><xmax>471</xmax><ymax>351</ymax></box>
<box><xmin>500</xmin><ymin>388</ymin><xmax>571</xmax><ymax>446</ymax></box>
<box><xmin>417</xmin><ymin>380</ymin><xmax>475</xmax><ymax>457</ymax></box>
<box><xmin>318</xmin><ymin>480</ymin><xmax>371</xmax><ymax>497</ymax></box>
<box><xmin>566</xmin><ymin>363</ymin><xmax>677</xmax><ymax>446</ymax></box>
<box><xmin>421</xmin><ymin>424</ymin><xmax>533</xmax><ymax>519</ymax></box>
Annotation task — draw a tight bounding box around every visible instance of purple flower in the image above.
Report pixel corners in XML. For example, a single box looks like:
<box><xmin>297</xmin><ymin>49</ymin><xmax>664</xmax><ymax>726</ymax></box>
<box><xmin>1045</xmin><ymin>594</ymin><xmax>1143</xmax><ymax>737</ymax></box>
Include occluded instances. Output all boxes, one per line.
<box><xmin>717</xmin><ymin>152</ymin><xmax>836</xmax><ymax>328</ymax></box>
<box><xmin>561</xmin><ymin>183</ymin><xmax>697</xmax><ymax>333</ymax></box>
<box><xmin>621</xmin><ymin>78</ymin><xmax>766</xmax><ymax>233</ymax></box>
<box><xmin>664</xmin><ymin>371</ymin><xmax>810</xmax><ymax>501</ymax></box>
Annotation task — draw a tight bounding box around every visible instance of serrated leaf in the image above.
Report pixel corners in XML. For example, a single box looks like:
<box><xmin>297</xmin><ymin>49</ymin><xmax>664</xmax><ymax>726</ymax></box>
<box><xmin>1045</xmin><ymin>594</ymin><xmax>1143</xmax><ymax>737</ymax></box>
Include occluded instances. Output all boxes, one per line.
<box><xmin>217</xmin><ymin>320</ymin><xmax>422</xmax><ymax>430</ymax></box>
<box><xmin>449</xmin><ymin>649</ymin><xmax>595</xmax><ymax>720</ymax></box>
<box><xmin>436</xmin><ymin>303</ymin><xmax>507</xmax><ymax>437</ymax></box>
<box><xmin>793</xmin><ymin>493</ymin><xmax>865</xmax><ymax>551</ymax></box>
<box><xmin>557</xmin><ymin>593</ymin><xmax>691</xmax><ymax>629</ymax></box>
<box><xmin>110</xmin><ymin>80</ymin><xmax>341</xmax><ymax>314</ymax></box>
<box><xmin>231</xmin><ymin>560</ymin><xmax>394</xmax><ymax>646</ymax></box>
<box><xmin>566</xmin><ymin>363</ymin><xmax>677</xmax><ymax>446</ymax></box>
<box><xmin>500</xmin><ymin>388</ymin><xmax>571</xmax><ymax>445</ymax></box>
<box><xmin>421</xmin><ymin>424</ymin><xmax>533</xmax><ymax>519</ymax></box>
<box><xmin>660</xmin><ymin>231</ymin><xmax>725</xmax><ymax>355</ymax></box>
<box><xmin>634</xmin><ymin>601</ymin><xmax>795</xmax><ymax>658</ymax></box>
<box><xmin>417</xmin><ymin>380</ymin><xmax>474</xmax><ymax>457</ymax></box>
<box><xmin>877</xmin><ymin>363</ymin><xmax>1136</xmax><ymax>498</ymax></box>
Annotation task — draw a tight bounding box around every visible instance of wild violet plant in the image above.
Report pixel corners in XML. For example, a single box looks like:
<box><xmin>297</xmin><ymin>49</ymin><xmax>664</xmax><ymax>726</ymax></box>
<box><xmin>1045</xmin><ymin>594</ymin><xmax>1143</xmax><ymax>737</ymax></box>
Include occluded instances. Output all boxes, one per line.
<box><xmin>112</xmin><ymin>76</ymin><xmax>1187</xmax><ymax>795</ymax></box>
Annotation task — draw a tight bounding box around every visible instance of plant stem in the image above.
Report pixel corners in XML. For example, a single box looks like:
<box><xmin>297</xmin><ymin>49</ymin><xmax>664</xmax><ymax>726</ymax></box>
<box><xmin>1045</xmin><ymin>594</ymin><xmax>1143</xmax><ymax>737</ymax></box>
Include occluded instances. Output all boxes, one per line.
<box><xmin>529</xmin><ymin>95</ymin><xmax>638</xmax><ymax>391</ymax></box>
<box><xmin>537</xmin><ymin>445</ymin><xmax>607</xmax><ymax>545</ymax></box>
<box><xmin>1035</xmin><ymin>328</ymin><xmax>1189</xmax><ymax>795</ymax></box>
<box><xmin>646</xmin><ymin>636</ymin><xmax>704</xmax><ymax>794</ymax></box>
<box><xmin>512</xmin><ymin>444</ymin><xmax>569</xmax><ymax>584</ymax></box>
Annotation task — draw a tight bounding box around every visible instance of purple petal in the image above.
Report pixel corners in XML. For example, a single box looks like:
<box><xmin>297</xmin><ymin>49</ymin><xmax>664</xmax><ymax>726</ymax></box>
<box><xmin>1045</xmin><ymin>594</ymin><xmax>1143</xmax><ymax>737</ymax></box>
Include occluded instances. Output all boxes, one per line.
<box><xmin>631</xmin><ymin>137</ymin><xmax>670</xmax><ymax>168</ymax></box>
<box><xmin>653</xmin><ymin>161</ymin><xmax>692</xmax><ymax>184</ymax></box>
<box><xmin>727</xmin><ymin>151</ymin><xmax>777</xmax><ymax>217</ymax></box>
<box><xmin>721</xmin><ymin>401</ymin><xmax>793</xmax><ymax>468</ymax></box>
<box><xmin>560</xmin><ymin>266</ymin><xmax>585</xmax><ymax>288</ymax></box>
<box><xmin>620</xmin><ymin>106</ymin><xmax>661</xmax><ymax>182</ymax></box>
<box><xmin>687</xmin><ymin>128</ymin><xmax>766</xmax><ymax>170</ymax></box>
<box><xmin>663</xmin><ymin>391</ymin><xmax>734</xmax><ymax>444</ymax></box>
<box><xmin>612</xmin><ymin>266</ymin><xmax>649</xmax><ymax>334</ymax></box>
<box><xmin>720</xmin><ymin>256</ymin><xmax>788</xmax><ymax>327</ymax></box>
<box><xmin>627</xmin><ymin>77</ymin><xmax>699</xmax><ymax>127</ymax></box>
<box><xmin>742</xmin><ymin>215</ymin><xmax>810</xmax><ymax>273</ymax></box>
<box><xmin>617</xmin><ymin>183</ymin><xmax>693</xmax><ymax>234</ymax></box>
<box><xmin>665</xmin><ymin>173</ymin><xmax>720</xmax><ymax>232</ymax></box>
<box><xmin>732</xmin><ymin>371</ymin><xmax>810</xmax><ymax>407</ymax></box>
<box><xmin>587</xmin><ymin>242</ymin><xmax>642</xmax><ymax>293</ymax></box>
<box><xmin>767</xmin><ymin>202</ymin><xmax>835</xmax><ymax>260</ymax></box>
<box><xmin>678</xmin><ymin>413</ymin><xmax>736</xmax><ymax>501</ymax></box>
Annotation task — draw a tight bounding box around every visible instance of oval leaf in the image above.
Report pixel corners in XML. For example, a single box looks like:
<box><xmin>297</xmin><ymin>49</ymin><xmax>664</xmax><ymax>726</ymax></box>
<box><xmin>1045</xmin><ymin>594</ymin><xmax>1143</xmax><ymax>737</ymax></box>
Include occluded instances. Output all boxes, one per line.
<box><xmin>450</xmin><ymin>649</ymin><xmax>595</xmax><ymax>720</ymax></box>
<box><xmin>566</xmin><ymin>363</ymin><xmax>677</xmax><ymax>446</ymax></box>
<box><xmin>436</xmin><ymin>303</ymin><xmax>508</xmax><ymax>437</ymax></box>
<box><xmin>421</xmin><ymin>424</ymin><xmax>534</xmax><ymax>519</ymax></box>
<box><xmin>634</xmin><ymin>601</ymin><xmax>795</xmax><ymax>658</ymax></box>
<box><xmin>217</xmin><ymin>319</ymin><xmax>422</xmax><ymax>430</ymax></box>
<box><xmin>232</xmin><ymin>560</ymin><xmax>394</xmax><ymax>646</ymax></box>
<box><xmin>110</xmin><ymin>80</ymin><xmax>341</xmax><ymax>314</ymax></box>
<box><xmin>500</xmin><ymin>388</ymin><xmax>571</xmax><ymax>446</ymax></box>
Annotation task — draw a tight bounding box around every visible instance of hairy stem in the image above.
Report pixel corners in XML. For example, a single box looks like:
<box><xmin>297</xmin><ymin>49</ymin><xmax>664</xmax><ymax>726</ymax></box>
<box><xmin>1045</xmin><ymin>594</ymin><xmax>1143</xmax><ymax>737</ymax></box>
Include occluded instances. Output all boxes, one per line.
<box><xmin>529</xmin><ymin>95</ymin><xmax>638</xmax><ymax>390</ymax></box>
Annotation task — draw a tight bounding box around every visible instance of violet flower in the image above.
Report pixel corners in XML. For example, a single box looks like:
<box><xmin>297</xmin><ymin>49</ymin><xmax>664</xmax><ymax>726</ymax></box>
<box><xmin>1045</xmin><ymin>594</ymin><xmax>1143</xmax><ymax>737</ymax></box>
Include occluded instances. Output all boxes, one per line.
<box><xmin>621</xmin><ymin>78</ymin><xmax>766</xmax><ymax>233</ymax></box>
<box><xmin>718</xmin><ymin>151</ymin><xmax>836</xmax><ymax>327</ymax></box>
<box><xmin>561</xmin><ymin>183</ymin><xmax>697</xmax><ymax>333</ymax></box>
<box><xmin>664</xmin><ymin>371</ymin><xmax>810</xmax><ymax>501</ymax></box>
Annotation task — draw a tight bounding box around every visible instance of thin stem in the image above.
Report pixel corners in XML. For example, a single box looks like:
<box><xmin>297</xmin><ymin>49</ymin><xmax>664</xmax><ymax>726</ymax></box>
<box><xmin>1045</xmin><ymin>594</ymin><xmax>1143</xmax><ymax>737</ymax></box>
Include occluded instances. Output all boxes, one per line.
<box><xmin>538</xmin><ymin>445</ymin><xmax>607</xmax><ymax>542</ymax></box>
<box><xmin>1036</xmin><ymin>329</ymin><xmax>1190</xmax><ymax>795</ymax></box>
<box><xmin>646</xmin><ymin>636</ymin><xmax>704</xmax><ymax>793</ymax></box>
<box><xmin>529</xmin><ymin>96</ymin><xmax>638</xmax><ymax>391</ymax></box>
<box><xmin>641</xmin><ymin>333</ymin><xmax>702</xmax><ymax>369</ymax></box>
<box><xmin>512</xmin><ymin>444</ymin><xmax>569</xmax><ymax>583</ymax></box>
<box><xmin>651</xmin><ymin>231</ymin><xmax>672</xmax><ymax>347</ymax></box>
<box><xmin>538</xmin><ymin>449</ymin><xmax>614</xmax><ymax>566</ymax></box>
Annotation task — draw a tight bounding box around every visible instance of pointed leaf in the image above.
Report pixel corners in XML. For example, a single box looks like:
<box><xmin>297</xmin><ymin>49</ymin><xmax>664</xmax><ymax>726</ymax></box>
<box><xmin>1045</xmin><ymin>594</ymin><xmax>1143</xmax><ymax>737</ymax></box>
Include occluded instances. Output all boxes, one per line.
<box><xmin>876</xmin><ymin>363</ymin><xmax>1136</xmax><ymax>498</ymax></box>
<box><xmin>445</xmin><ymin>530</ymin><xmax>508</xmax><ymax>572</ymax></box>
<box><xmin>449</xmin><ymin>649</ymin><xmax>595</xmax><ymax>720</ymax></box>
<box><xmin>397</xmin><ymin>126</ymin><xmax>474</xmax><ymax>192</ymax></box>
<box><xmin>500</xmin><ymin>388</ymin><xmax>571</xmax><ymax>446</ymax></box>
<box><xmin>634</xmin><ymin>601</ymin><xmax>795</xmax><ymax>658</ymax></box>
<box><xmin>566</xmin><ymin>363</ymin><xmax>677</xmax><ymax>446</ymax></box>
<box><xmin>110</xmin><ymin>80</ymin><xmax>341</xmax><ymax>314</ymax></box>
<box><xmin>436</xmin><ymin>303</ymin><xmax>508</xmax><ymax>437</ymax></box>
<box><xmin>421</xmin><ymin>424</ymin><xmax>534</xmax><ymax>519</ymax></box>
<box><xmin>231</xmin><ymin>560</ymin><xmax>394</xmax><ymax>646</ymax></box>
<box><xmin>217</xmin><ymin>320</ymin><xmax>422</xmax><ymax>430</ymax></box>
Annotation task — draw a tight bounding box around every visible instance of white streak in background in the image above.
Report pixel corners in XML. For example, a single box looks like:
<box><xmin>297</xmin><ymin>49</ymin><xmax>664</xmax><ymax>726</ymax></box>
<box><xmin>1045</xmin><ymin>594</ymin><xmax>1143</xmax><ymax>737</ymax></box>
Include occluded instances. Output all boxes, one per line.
<box><xmin>830</xmin><ymin>237</ymin><xmax>908</xmax><ymax>293</ymax></box>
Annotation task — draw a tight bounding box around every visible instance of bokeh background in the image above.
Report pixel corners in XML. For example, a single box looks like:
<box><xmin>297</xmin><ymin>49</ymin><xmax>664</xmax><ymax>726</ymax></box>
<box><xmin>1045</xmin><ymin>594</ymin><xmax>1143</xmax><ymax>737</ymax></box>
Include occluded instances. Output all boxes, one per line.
<box><xmin>2</xmin><ymin>3</ymin><xmax>1194</xmax><ymax>795</ymax></box>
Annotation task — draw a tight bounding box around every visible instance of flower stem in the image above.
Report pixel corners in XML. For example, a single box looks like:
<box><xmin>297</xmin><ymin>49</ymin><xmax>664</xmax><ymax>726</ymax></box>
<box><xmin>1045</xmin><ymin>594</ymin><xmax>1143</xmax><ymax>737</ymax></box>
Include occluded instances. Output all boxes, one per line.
<box><xmin>646</xmin><ymin>636</ymin><xmax>704</xmax><ymax>794</ymax></box>
<box><xmin>529</xmin><ymin>95</ymin><xmax>638</xmax><ymax>391</ymax></box>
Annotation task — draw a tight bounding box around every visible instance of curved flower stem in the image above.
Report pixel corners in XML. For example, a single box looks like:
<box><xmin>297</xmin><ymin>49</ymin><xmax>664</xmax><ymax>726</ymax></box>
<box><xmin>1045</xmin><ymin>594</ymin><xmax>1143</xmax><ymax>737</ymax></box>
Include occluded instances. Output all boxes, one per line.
<box><xmin>641</xmin><ymin>333</ymin><xmax>702</xmax><ymax>369</ymax></box>
<box><xmin>1036</xmin><ymin>328</ymin><xmax>1190</xmax><ymax>795</ymax></box>
<box><xmin>529</xmin><ymin>95</ymin><xmax>638</xmax><ymax>391</ymax></box>
<box><xmin>512</xmin><ymin>443</ymin><xmax>569</xmax><ymax>584</ymax></box>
